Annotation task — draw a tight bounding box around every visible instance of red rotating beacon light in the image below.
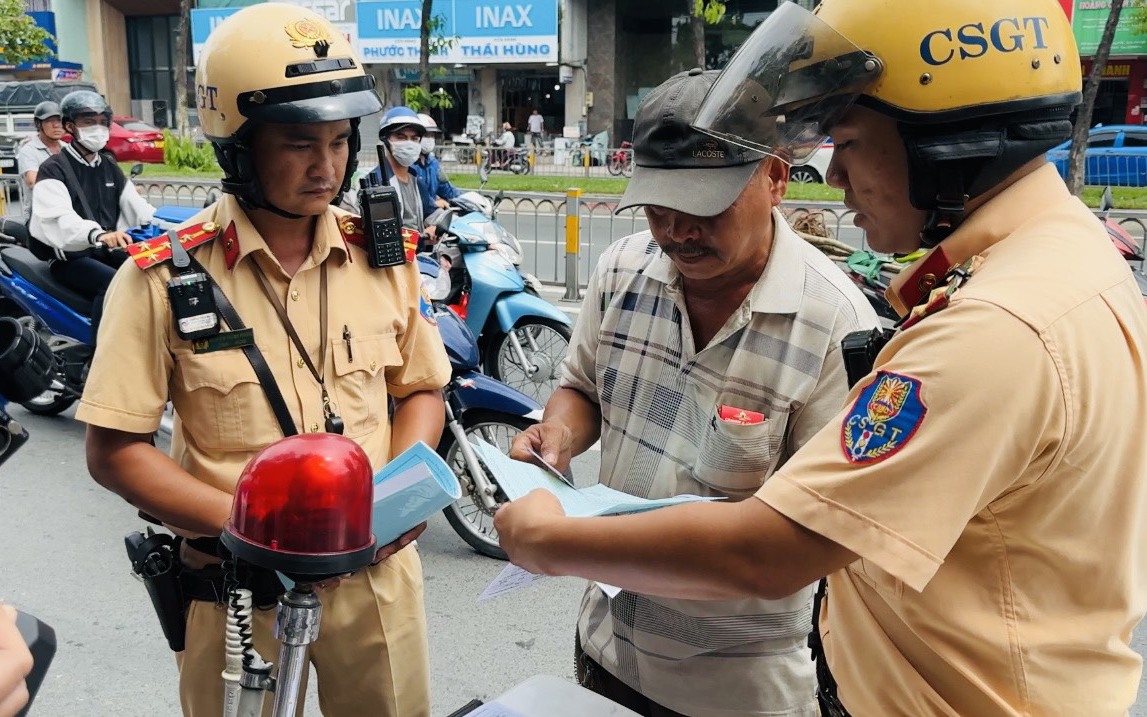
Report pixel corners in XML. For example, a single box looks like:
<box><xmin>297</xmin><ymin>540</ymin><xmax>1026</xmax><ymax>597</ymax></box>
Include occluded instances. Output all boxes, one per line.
<box><xmin>221</xmin><ymin>433</ymin><xmax>377</xmax><ymax>580</ymax></box>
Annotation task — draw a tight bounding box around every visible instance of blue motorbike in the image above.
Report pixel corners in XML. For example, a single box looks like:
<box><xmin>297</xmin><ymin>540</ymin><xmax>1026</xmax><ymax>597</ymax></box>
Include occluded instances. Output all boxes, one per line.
<box><xmin>0</xmin><ymin>205</ymin><xmax>191</xmax><ymax>416</ymax></box>
<box><xmin>435</xmin><ymin>194</ymin><xmax>573</xmax><ymax>405</ymax></box>
<box><xmin>421</xmin><ymin>254</ymin><xmax>543</xmax><ymax>558</ymax></box>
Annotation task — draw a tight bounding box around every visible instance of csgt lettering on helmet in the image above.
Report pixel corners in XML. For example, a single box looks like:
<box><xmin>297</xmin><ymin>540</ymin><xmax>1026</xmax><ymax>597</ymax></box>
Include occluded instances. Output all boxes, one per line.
<box><xmin>196</xmin><ymin>84</ymin><xmax>219</xmax><ymax>112</ymax></box>
<box><xmin>920</xmin><ymin>16</ymin><xmax>1051</xmax><ymax>66</ymax></box>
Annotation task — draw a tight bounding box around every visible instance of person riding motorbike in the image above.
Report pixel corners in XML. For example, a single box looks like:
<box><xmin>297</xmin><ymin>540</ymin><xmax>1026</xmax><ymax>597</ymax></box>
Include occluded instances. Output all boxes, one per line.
<box><xmin>368</xmin><ymin>105</ymin><xmax>431</xmax><ymax>232</ymax></box>
<box><xmin>28</xmin><ymin>90</ymin><xmax>154</xmax><ymax>334</ymax></box>
<box><xmin>415</xmin><ymin>112</ymin><xmax>461</xmax><ymax>214</ymax></box>
<box><xmin>492</xmin><ymin>121</ymin><xmax>516</xmax><ymax>169</ymax></box>
<box><xmin>16</xmin><ymin>101</ymin><xmax>64</xmax><ymax>222</ymax></box>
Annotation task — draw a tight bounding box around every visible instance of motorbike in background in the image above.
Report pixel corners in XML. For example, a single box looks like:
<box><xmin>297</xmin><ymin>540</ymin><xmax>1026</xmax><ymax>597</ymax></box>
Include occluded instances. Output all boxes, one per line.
<box><xmin>480</xmin><ymin>134</ymin><xmax>532</xmax><ymax>176</ymax></box>
<box><xmin>0</xmin><ymin>204</ymin><xmax>184</xmax><ymax>424</ymax></box>
<box><xmin>1097</xmin><ymin>187</ymin><xmax>1147</xmax><ymax>300</ymax></box>
<box><xmin>607</xmin><ymin>140</ymin><xmax>634</xmax><ymax>177</ymax></box>
<box><xmin>429</xmin><ymin>199</ymin><xmax>573</xmax><ymax>406</ymax></box>
<box><xmin>417</xmin><ymin>253</ymin><xmax>542</xmax><ymax>559</ymax></box>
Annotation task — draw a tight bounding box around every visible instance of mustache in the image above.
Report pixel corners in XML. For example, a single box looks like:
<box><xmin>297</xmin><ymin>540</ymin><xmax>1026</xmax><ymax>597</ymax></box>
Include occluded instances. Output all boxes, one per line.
<box><xmin>662</xmin><ymin>243</ymin><xmax>714</xmax><ymax>256</ymax></box>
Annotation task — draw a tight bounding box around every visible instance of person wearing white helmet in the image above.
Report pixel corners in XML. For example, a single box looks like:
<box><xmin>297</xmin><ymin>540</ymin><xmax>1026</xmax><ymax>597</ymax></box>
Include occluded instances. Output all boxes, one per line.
<box><xmin>414</xmin><ymin>112</ymin><xmax>461</xmax><ymax>214</ymax></box>
<box><xmin>496</xmin><ymin>1</ymin><xmax>1147</xmax><ymax>715</ymax></box>
<box><xmin>15</xmin><ymin>100</ymin><xmax>63</xmax><ymax>221</ymax></box>
<box><xmin>370</xmin><ymin>105</ymin><xmax>429</xmax><ymax>232</ymax></box>
<box><xmin>78</xmin><ymin>5</ymin><xmax>451</xmax><ymax>716</ymax></box>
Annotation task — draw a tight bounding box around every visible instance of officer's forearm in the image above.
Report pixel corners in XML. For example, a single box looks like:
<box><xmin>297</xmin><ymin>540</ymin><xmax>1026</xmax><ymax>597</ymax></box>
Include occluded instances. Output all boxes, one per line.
<box><xmin>390</xmin><ymin>389</ymin><xmax>446</xmax><ymax>456</ymax></box>
<box><xmin>85</xmin><ymin>426</ymin><xmax>233</xmax><ymax>536</ymax></box>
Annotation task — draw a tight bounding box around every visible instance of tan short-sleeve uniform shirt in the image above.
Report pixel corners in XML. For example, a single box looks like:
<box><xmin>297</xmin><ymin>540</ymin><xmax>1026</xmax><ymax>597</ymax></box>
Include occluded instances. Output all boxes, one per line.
<box><xmin>758</xmin><ymin>165</ymin><xmax>1147</xmax><ymax>716</ymax></box>
<box><xmin>77</xmin><ymin>194</ymin><xmax>452</xmax><ymax>494</ymax></box>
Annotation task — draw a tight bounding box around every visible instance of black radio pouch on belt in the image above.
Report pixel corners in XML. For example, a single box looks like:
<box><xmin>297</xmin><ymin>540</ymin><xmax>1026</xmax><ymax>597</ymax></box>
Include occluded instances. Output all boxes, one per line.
<box><xmin>124</xmin><ymin>528</ymin><xmax>186</xmax><ymax>652</ymax></box>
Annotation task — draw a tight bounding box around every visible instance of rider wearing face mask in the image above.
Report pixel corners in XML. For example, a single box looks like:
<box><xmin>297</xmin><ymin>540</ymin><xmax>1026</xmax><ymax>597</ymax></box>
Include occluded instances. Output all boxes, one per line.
<box><xmin>368</xmin><ymin>105</ymin><xmax>431</xmax><ymax>232</ymax></box>
<box><xmin>29</xmin><ymin>90</ymin><xmax>154</xmax><ymax>333</ymax></box>
<box><xmin>414</xmin><ymin>113</ymin><xmax>461</xmax><ymax>214</ymax></box>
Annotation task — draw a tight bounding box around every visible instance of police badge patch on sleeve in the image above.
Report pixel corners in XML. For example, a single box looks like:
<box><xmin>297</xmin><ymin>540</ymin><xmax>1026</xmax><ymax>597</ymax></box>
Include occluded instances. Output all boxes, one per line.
<box><xmin>841</xmin><ymin>372</ymin><xmax>927</xmax><ymax>465</ymax></box>
<box><xmin>419</xmin><ymin>287</ymin><xmax>437</xmax><ymax>325</ymax></box>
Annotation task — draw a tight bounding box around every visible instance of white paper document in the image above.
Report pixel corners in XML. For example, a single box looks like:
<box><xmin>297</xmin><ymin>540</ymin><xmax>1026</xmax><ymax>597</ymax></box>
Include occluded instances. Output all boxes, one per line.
<box><xmin>478</xmin><ymin>562</ymin><xmax>548</xmax><ymax>602</ymax></box>
<box><xmin>461</xmin><ymin>702</ymin><xmax>529</xmax><ymax>717</ymax></box>
<box><xmin>469</xmin><ymin>440</ymin><xmax>723</xmax><ymax>517</ymax></box>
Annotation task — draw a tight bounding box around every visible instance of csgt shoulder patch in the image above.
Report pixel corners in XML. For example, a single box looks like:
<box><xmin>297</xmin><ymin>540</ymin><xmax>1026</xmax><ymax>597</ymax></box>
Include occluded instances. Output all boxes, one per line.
<box><xmin>841</xmin><ymin>371</ymin><xmax>927</xmax><ymax>465</ymax></box>
<box><xmin>419</xmin><ymin>286</ymin><xmax>436</xmax><ymax>325</ymax></box>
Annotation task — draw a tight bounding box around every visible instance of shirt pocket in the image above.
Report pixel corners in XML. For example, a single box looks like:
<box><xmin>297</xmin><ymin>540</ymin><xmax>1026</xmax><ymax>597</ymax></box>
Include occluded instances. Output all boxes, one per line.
<box><xmin>693</xmin><ymin>407</ymin><xmax>785</xmax><ymax>496</ymax></box>
<box><xmin>330</xmin><ymin>333</ymin><xmax>403</xmax><ymax>438</ymax></box>
<box><xmin>173</xmin><ymin>351</ymin><xmax>283</xmax><ymax>452</ymax></box>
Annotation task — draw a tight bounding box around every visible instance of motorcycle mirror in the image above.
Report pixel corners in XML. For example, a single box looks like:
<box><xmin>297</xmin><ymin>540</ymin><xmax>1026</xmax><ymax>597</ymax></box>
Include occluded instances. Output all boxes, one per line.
<box><xmin>129</xmin><ymin>163</ymin><xmax>144</xmax><ymax>178</ymax></box>
<box><xmin>1100</xmin><ymin>186</ymin><xmax>1114</xmax><ymax>213</ymax></box>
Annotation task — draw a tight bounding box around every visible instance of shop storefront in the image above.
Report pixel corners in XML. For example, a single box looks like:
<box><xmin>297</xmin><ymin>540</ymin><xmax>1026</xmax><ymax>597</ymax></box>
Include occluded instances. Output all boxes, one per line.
<box><xmin>1072</xmin><ymin>0</ymin><xmax>1147</xmax><ymax>126</ymax></box>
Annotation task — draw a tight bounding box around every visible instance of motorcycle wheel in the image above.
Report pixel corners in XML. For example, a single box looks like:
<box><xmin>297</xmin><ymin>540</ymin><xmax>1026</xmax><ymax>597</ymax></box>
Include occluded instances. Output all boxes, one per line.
<box><xmin>485</xmin><ymin>317</ymin><xmax>572</xmax><ymax>406</ymax></box>
<box><xmin>509</xmin><ymin>159</ymin><xmax>529</xmax><ymax>175</ymax></box>
<box><xmin>607</xmin><ymin>156</ymin><xmax>624</xmax><ymax>176</ymax></box>
<box><xmin>622</xmin><ymin>157</ymin><xmax>634</xmax><ymax>178</ymax></box>
<box><xmin>439</xmin><ymin>410</ymin><xmax>536</xmax><ymax>559</ymax></box>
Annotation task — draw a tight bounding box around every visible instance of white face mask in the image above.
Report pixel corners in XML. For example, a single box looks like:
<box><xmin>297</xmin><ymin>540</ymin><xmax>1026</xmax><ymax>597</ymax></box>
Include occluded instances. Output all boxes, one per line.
<box><xmin>390</xmin><ymin>140</ymin><xmax>422</xmax><ymax>167</ymax></box>
<box><xmin>420</xmin><ymin>137</ymin><xmax>436</xmax><ymax>154</ymax></box>
<box><xmin>76</xmin><ymin>125</ymin><xmax>109</xmax><ymax>152</ymax></box>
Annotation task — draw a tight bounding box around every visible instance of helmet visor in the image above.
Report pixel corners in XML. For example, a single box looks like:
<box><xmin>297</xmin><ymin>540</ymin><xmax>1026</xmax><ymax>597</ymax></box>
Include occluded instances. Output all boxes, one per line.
<box><xmin>692</xmin><ymin>1</ymin><xmax>883</xmax><ymax>164</ymax></box>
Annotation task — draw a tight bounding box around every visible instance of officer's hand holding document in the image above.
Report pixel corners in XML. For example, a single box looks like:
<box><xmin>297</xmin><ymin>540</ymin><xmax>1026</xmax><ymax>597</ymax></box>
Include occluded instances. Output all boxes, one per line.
<box><xmin>471</xmin><ymin>440</ymin><xmax>723</xmax><ymax>601</ymax></box>
<box><xmin>279</xmin><ymin>441</ymin><xmax>461</xmax><ymax>589</ymax></box>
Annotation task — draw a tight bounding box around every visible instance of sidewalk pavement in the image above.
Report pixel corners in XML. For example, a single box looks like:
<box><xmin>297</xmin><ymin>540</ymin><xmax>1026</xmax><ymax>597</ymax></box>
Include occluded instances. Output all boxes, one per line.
<box><xmin>537</xmin><ymin>283</ymin><xmax>583</xmax><ymax>317</ymax></box>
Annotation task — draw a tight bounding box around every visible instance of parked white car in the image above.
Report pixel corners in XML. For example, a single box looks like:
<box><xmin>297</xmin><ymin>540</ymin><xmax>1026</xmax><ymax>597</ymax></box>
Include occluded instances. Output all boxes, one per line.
<box><xmin>789</xmin><ymin>141</ymin><xmax>834</xmax><ymax>184</ymax></box>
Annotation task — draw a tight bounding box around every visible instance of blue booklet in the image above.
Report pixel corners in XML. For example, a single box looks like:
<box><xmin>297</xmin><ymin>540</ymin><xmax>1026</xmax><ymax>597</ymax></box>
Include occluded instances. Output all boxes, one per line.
<box><xmin>370</xmin><ymin>440</ymin><xmax>462</xmax><ymax>547</ymax></box>
<box><xmin>469</xmin><ymin>440</ymin><xmax>722</xmax><ymax>517</ymax></box>
<box><xmin>279</xmin><ymin>441</ymin><xmax>461</xmax><ymax>589</ymax></box>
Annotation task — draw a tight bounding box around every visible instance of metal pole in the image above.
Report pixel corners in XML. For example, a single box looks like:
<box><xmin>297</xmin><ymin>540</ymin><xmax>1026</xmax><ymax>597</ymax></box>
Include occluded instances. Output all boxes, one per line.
<box><xmin>271</xmin><ymin>588</ymin><xmax>322</xmax><ymax>717</ymax></box>
<box><xmin>563</xmin><ymin>188</ymin><xmax>582</xmax><ymax>301</ymax></box>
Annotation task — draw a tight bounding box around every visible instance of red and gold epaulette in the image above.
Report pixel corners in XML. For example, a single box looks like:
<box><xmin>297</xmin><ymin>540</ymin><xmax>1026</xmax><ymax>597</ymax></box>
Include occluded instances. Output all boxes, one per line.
<box><xmin>401</xmin><ymin>227</ymin><xmax>418</xmax><ymax>262</ymax></box>
<box><xmin>127</xmin><ymin>221</ymin><xmax>221</xmax><ymax>270</ymax></box>
<box><xmin>337</xmin><ymin>215</ymin><xmax>366</xmax><ymax>251</ymax></box>
<box><xmin>900</xmin><ymin>256</ymin><xmax>983</xmax><ymax>330</ymax></box>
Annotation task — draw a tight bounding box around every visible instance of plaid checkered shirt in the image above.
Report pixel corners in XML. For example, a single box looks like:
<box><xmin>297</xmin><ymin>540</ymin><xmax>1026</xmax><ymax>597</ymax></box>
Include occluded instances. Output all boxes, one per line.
<box><xmin>564</xmin><ymin>208</ymin><xmax>881</xmax><ymax>717</ymax></box>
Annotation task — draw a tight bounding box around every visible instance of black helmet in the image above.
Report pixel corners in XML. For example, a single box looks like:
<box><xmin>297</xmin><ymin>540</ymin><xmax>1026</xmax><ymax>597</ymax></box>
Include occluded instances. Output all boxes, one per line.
<box><xmin>60</xmin><ymin>91</ymin><xmax>112</xmax><ymax>127</ymax></box>
<box><xmin>33</xmin><ymin>101</ymin><xmax>61</xmax><ymax>122</ymax></box>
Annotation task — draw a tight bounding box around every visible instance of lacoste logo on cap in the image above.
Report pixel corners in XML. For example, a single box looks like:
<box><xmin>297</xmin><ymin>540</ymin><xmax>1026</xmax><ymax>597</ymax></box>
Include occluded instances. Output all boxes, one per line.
<box><xmin>693</xmin><ymin>139</ymin><xmax>725</xmax><ymax>159</ymax></box>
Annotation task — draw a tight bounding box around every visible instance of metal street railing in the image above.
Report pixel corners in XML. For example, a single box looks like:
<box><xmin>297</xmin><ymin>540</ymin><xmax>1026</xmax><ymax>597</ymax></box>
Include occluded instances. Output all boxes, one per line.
<box><xmin>6</xmin><ymin>174</ymin><xmax>1147</xmax><ymax>299</ymax></box>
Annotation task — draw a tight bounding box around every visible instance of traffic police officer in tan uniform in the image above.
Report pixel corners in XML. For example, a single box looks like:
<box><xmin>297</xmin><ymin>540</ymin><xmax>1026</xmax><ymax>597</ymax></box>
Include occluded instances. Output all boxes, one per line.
<box><xmin>78</xmin><ymin>5</ymin><xmax>451</xmax><ymax>716</ymax></box>
<box><xmin>495</xmin><ymin>0</ymin><xmax>1147</xmax><ymax>715</ymax></box>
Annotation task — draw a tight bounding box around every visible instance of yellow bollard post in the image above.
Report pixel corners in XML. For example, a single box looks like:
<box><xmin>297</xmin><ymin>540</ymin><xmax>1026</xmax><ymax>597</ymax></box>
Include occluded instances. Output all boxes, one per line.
<box><xmin>563</xmin><ymin>188</ymin><xmax>582</xmax><ymax>300</ymax></box>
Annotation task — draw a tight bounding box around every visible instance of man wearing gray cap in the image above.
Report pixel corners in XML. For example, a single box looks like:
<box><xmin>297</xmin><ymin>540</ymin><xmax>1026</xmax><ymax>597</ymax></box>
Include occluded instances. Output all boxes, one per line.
<box><xmin>506</xmin><ymin>68</ymin><xmax>879</xmax><ymax>717</ymax></box>
<box><xmin>16</xmin><ymin>101</ymin><xmax>64</xmax><ymax>221</ymax></box>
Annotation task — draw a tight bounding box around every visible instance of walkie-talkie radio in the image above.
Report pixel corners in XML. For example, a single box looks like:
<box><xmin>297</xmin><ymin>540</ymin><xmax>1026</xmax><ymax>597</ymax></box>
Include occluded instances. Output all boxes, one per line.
<box><xmin>359</xmin><ymin>145</ymin><xmax>407</xmax><ymax>268</ymax></box>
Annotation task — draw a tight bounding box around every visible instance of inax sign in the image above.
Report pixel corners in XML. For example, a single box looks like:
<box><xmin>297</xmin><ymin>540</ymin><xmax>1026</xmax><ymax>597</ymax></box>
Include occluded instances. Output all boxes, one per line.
<box><xmin>356</xmin><ymin>0</ymin><xmax>559</xmax><ymax>64</ymax></box>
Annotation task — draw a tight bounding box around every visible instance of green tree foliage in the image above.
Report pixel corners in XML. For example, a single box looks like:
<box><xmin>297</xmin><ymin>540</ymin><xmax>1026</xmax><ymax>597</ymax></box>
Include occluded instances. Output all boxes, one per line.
<box><xmin>689</xmin><ymin>0</ymin><xmax>726</xmax><ymax>68</ymax></box>
<box><xmin>402</xmin><ymin>86</ymin><xmax>455</xmax><ymax>113</ymax></box>
<box><xmin>0</xmin><ymin>0</ymin><xmax>53</xmax><ymax>65</ymax></box>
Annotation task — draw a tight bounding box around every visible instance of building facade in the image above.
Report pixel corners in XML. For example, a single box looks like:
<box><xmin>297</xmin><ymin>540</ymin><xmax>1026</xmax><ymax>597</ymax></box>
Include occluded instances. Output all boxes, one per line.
<box><xmin>10</xmin><ymin>0</ymin><xmax>1144</xmax><ymax>145</ymax></box>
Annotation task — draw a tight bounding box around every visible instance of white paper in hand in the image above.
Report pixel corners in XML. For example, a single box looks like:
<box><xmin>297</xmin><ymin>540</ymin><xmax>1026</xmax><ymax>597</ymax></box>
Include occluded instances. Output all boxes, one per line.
<box><xmin>478</xmin><ymin>562</ymin><xmax>547</xmax><ymax>602</ymax></box>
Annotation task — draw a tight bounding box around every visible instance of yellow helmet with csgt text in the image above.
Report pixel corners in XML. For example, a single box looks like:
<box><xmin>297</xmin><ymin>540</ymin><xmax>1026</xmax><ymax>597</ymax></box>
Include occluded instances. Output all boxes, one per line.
<box><xmin>694</xmin><ymin>0</ymin><xmax>1081</xmax><ymax>241</ymax></box>
<box><xmin>814</xmin><ymin>0</ymin><xmax>1080</xmax><ymax>119</ymax></box>
<box><xmin>195</xmin><ymin>2</ymin><xmax>382</xmax><ymax>211</ymax></box>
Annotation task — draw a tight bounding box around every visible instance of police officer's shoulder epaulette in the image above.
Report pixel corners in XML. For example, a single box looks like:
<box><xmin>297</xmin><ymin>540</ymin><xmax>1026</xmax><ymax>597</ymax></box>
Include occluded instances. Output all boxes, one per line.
<box><xmin>127</xmin><ymin>221</ymin><xmax>221</xmax><ymax>270</ymax></box>
<box><xmin>900</xmin><ymin>255</ymin><xmax>983</xmax><ymax>330</ymax></box>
